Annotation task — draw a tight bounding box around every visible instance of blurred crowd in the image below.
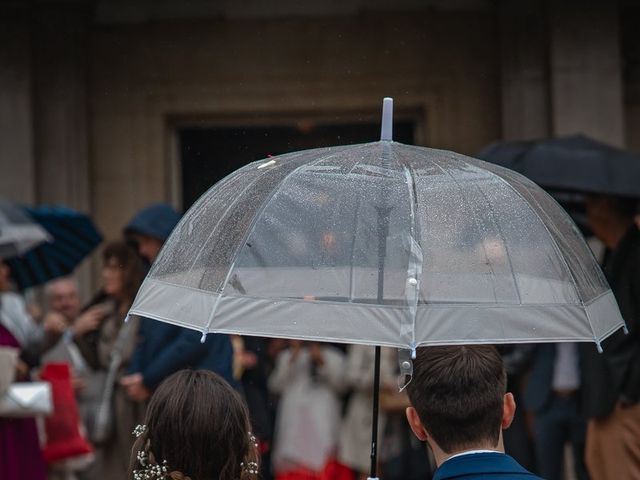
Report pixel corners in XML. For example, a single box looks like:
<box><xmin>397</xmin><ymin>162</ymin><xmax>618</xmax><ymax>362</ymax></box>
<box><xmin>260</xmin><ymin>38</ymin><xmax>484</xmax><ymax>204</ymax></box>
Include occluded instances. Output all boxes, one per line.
<box><xmin>0</xmin><ymin>193</ymin><xmax>639</xmax><ymax>480</ymax></box>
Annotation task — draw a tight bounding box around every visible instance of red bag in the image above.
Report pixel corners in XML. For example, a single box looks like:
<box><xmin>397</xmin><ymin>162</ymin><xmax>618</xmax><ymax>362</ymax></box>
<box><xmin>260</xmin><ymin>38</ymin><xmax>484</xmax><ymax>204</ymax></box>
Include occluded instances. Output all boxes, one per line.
<box><xmin>39</xmin><ymin>363</ymin><xmax>93</xmax><ymax>463</ymax></box>
<box><xmin>276</xmin><ymin>459</ymin><xmax>354</xmax><ymax>480</ymax></box>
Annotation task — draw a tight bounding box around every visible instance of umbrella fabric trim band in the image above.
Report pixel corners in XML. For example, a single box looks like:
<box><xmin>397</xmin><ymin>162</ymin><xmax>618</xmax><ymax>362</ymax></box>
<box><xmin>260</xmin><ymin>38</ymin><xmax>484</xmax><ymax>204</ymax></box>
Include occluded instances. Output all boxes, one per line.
<box><xmin>129</xmin><ymin>279</ymin><xmax>624</xmax><ymax>349</ymax></box>
<box><xmin>138</xmin><ymin>276</ymin><xmax>607</xmax><ymax>310</ymax></box>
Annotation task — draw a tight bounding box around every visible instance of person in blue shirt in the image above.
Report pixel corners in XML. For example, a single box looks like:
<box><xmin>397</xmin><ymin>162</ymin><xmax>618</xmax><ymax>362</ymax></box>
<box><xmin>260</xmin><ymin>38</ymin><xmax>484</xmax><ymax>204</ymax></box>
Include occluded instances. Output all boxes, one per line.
<box><xmin>120</xmin><ymin>203</ymin><xmax>235</xmax><ymax>401</ymax></box>
<box><xmin>405</xmin><ymin>345</ymin><xmax>542</xmax><ymax>480</ymax></box>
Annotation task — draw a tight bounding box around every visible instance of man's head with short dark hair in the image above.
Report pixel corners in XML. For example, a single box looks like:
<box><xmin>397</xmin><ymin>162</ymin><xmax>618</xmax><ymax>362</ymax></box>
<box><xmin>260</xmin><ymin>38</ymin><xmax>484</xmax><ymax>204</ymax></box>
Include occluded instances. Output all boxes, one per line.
<box><xmin>405</xmin><ymin>345</ymin><xmax>514</xmax><ymax>463</ymax></box>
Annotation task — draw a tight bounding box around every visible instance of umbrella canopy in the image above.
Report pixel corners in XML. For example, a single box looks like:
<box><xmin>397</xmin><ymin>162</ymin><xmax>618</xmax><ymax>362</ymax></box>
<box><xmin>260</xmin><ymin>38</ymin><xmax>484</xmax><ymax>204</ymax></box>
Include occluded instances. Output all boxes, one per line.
<box><xmin>129</xmin><ymin>124</ymin><xmax>624</xmax><ymax>353</ymax></box>
<box><xmin>5</xmin><ymin>206</ymin><xmax>102</xmax><ymax>290</ymax></box>
<box><xmin>0</xmin><ymin>198</ymin><xmax>51</xmax><ymax>259</ymax></box>
<box><xmin>478</xmin><ymin>134</ymin><xmax>640</xmax><ymax>198</ymax></box>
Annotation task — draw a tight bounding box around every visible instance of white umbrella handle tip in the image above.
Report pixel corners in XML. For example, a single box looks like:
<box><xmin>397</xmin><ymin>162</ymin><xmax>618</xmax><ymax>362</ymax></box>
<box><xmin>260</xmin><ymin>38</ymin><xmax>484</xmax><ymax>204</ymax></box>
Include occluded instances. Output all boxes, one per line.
<box><xmin>380</xmin><ymin>97</ymin><xmax>393</xmax><ymax>141</ymax></box>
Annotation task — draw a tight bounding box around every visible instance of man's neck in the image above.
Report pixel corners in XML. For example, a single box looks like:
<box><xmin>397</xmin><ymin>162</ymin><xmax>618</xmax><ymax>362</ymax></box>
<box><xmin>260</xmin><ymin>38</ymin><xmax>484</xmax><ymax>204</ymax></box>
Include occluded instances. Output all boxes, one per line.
<box><xmin>432</xmin><ymin>439</ymin><xmax>505</xmax><ymax>467</ymax></box>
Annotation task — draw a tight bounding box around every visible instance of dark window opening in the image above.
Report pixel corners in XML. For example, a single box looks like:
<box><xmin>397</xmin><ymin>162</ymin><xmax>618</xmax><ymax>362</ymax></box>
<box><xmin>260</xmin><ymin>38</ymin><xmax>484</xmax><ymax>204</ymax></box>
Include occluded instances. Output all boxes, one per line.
<box><xmin>179</xmin><ymin>121</ymin><xmax>415</xmax><ymax>208</ymax></box>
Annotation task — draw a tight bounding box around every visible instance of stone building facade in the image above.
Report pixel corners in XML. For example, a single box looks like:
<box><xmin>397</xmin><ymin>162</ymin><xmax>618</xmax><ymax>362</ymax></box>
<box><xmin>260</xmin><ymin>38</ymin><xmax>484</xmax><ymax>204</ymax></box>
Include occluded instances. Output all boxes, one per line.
<box><xmin>0</xmin><ymin>0</ymin><xmax>638</xmax><ymax>290</ymax></box>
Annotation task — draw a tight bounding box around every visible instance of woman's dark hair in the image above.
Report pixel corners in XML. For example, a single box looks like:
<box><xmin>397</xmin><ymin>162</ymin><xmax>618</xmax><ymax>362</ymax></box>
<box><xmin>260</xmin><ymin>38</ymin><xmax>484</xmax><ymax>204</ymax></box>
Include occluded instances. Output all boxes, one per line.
<box><xmin>129</xmin><ymin>370</ymin><xmax>259</xmax><ymax>480</ymax></box>
<box><xmin>102</xmin><ymin>241</ymin><xmax>145</xmax><ymax>304</ymax></box>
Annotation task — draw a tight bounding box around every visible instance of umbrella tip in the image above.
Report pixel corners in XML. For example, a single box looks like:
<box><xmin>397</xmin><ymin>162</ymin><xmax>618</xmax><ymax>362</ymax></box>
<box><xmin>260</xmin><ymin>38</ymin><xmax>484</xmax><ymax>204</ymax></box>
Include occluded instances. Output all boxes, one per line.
<box><xmin>596</xmin><ymin>340</ymin><xmax>603</xmax><ymax>354</ymax></box>
<box><xmin>380</xmin><ymin>97</ymin><xmax>393</xmax><ymax>142</ymax></box>
<box><xmin>200</xmin><ymin>332</ymin><xmax>207</xmax><ymax>343</ymax></box>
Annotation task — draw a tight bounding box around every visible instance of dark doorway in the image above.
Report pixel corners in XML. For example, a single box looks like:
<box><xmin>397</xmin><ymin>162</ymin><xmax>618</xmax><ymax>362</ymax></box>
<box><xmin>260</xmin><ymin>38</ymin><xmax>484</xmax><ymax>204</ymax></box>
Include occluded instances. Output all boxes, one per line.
<box><xmin>179</xmin><ymin>121</ymin><xmax>415</xmax><ymax>208</ymax></box>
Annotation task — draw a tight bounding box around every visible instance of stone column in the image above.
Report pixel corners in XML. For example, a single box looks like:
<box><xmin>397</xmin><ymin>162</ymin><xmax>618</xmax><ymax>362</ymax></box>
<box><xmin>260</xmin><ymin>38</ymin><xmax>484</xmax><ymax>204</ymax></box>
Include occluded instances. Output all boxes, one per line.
<box><xmin>498</xmin><ymin>0</ymin><xmax>550</xmax><ymax>140</ymax></box>
<box><xmin>32</xmin><ymin>2</ymin><xmax>95</xmax><ymax>297</ymax></box>
<box><xmin>32</xmin><ymin>3</ymin><xmax>92</xmax><ymax>210</ymax></box>
<box><xmin>0</xmin><ymin>5</ymin><xmax>36</xmax><ymax>203</ymax></box>
<box><xmin>548</xmin><ymin>0</ymin><xmax>625</xmax><ymax>146</ymax></box>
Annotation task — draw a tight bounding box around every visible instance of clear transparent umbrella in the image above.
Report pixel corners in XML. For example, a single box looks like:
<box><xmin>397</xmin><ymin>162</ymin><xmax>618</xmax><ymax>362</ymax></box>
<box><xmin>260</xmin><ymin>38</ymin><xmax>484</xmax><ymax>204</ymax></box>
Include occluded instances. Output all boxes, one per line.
<box><xmin>128</xmin><ymin>99</ymin><xmax>625</xmax><ymax>479</ymax></box>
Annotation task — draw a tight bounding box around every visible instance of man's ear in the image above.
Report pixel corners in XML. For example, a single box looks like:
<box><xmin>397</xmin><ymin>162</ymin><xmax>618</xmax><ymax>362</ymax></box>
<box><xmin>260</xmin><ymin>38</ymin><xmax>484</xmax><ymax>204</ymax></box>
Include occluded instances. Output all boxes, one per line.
<box><xmin>501</xmin><ymin>392</ymin><xmax>516</xmax><ymax>430</ymax></box>
<box><xmin>406</xmin><ymin>406</ymin><xmax>429</xmax><ymax>441</ymax></box>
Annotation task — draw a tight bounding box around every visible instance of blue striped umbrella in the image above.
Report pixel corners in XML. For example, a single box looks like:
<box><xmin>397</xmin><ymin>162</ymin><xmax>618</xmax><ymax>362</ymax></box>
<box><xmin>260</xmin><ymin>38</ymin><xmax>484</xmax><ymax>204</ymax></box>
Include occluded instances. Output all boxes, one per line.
<box><xmin>6</xmin><ymin>206</ymin><xmax>103</xmax><ymax>290</ymax></box>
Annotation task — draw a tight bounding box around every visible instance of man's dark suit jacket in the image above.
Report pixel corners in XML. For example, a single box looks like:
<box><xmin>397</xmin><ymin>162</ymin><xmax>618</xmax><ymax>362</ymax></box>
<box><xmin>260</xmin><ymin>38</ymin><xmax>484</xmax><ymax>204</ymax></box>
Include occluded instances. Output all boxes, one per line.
<box><xmin>432</xmin><ymin>452</ymin><xmax>542</xmax><ymax>480</ymax></box>
<box><xmin>579</xmin><ymin>225</ymin><xmax>640</xmax><ymax>418</ymax></box>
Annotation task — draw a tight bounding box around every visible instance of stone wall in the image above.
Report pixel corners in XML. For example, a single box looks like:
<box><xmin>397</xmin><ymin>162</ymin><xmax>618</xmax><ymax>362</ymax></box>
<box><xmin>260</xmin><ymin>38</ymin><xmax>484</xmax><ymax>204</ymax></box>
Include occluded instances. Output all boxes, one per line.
<box><xmin>89</xmin><ymin>10</ymin><xmax>501</xmax><ymax>239</ymax></box>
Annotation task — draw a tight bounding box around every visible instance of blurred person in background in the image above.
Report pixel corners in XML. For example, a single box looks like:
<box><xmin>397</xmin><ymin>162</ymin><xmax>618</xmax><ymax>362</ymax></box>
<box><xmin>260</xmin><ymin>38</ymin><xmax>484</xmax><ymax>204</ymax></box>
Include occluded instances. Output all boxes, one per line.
<box><xmin>524</xmin><ymin>344</ymin><xmax>588</xmax><ymax>480</ymax></box>
<box><xmin>235</xmin><ymin>335</ymin><xmax>276</xmax><ymax>479</ymax></box>
<box><xmin>581</xmin><ymin>195</ymin><xmax>640</xmax><ymax>480</ymax></box>
<box><xmin>43</xmin><ymin>277</ymin><xmax>107</xmax><ymax>349</ymax></box>
<box><xmin>268</xmin><ymin>340</ymin><xmax>347</xmax><ymax>480</ymax></box>
<box><xmin>41</xmin><ymin>277</ymin><xmax>110</xmax><ymax>479</ymax></box>
<box><xmin>45</xmin><ymin>278</ymin><xmax>82</xmax><ymax>325</ymax></box>
<box><xmin>338</xmin><ymin>345</ymin><xmax>396</xmax><ymax>480</ymax></box>
<box><xmin>46</xmin><ymin>278</ymin><xmax>104</xmax><ymax>334</ymax></box>
<box><xmin>120</xmin><ymin>203</ymin><xmax>235</xmax><ymax>405</ymax></box>
<box><xmin>75</xmin><ymin>241</ymin><xmax>145</xmax><ymax>480</ymax></box>
<box><xmin>0</xmin><ymin>260</ymin><xmax>64</xmax><ymax>480</ymax></box>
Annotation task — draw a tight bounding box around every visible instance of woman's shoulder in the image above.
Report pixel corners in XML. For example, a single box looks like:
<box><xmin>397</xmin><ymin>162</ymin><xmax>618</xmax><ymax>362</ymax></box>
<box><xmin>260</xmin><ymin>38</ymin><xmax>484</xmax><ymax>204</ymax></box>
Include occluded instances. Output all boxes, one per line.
<box><xmin>0</xmin><ymin>292</ymin><xmax>27</xmax><ymax>311</ymax></box>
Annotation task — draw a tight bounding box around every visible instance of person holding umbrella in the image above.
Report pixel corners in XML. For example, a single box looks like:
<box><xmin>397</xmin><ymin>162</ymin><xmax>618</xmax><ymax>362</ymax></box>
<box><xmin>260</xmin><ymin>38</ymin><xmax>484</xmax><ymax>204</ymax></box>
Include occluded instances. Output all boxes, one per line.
<box><xmin>405</xmin><ymin>345</ymin><xmax>542</xmax><ymax>480</ymax></box>
<box><xmin>580</xmin><ymin>195</ymin><xmax>640</xmax><ymax>480</ymax></box>
<box><xmin>126</xmin><ymin>99</ymin><xmax>627</xmax><ymax>480</ymax></box>
<box><xmin>0</xmin><ymin>260</ymin><xmax>66</xmax><ymax>480</ymax></box>
<box><xmin>120</xmin><ymin>204</ymin><xmax>235</xmax><ymax>404</ymax></box>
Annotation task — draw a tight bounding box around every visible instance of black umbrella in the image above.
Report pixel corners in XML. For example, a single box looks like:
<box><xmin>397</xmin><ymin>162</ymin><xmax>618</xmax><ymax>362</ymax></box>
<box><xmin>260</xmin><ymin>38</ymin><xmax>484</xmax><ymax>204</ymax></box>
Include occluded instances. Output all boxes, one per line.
<box><xmin>477</xmin><ymin>135</ymin><xmax>640</xmax><ymax>235</ymax></box>
<box><xmin>478</xmin><ymin>134</ymin><xmax>640</xmax><ymax>198</ymax></box>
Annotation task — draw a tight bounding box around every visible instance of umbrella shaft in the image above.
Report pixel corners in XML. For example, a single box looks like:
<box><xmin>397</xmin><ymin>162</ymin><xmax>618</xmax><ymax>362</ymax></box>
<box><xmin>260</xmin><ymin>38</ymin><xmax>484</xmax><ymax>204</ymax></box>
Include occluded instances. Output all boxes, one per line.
<box><xmin>370</xmin><ymin>345</ymin><xmax>381</xmax><ymax>478</ymax></box>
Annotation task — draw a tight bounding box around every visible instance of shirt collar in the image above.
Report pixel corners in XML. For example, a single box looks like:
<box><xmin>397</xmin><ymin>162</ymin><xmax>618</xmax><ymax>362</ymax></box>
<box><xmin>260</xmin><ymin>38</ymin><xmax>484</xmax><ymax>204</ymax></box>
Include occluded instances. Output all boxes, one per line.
<box><xmin>445</xmin><ymin>449</ymin><xmax>500</xmax><ymax>462</ymax></box>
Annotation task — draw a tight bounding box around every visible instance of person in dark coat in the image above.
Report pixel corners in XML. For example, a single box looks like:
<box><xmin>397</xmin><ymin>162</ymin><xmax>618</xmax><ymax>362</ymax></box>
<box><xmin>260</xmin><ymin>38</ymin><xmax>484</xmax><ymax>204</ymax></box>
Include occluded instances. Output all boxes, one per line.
<box><xmin>580</xmin><ymin>195</ymin><xmax>640</xmax><ymax>480</ymax></box>
<box><xmin>524</xmin><ymin>344</ymin><xmax>588</xmax><ymax>480</ymax></box>
<box><xmin>405</xmin><ymin>345</ymin><xmax>542</xmax><ymax>480</ymax></box>
<box><xmin>120</xmin><ymin>204</ymin><xmax>235</xmax><ymax>401</ymax></box>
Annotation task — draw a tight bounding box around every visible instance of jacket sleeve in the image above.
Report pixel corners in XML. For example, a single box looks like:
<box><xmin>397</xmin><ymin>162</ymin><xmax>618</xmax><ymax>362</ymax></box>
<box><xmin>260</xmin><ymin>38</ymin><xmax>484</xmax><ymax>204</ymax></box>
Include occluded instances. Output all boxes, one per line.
<box><xmin>140</xmin><ymin>328</ymin><xmax>213</xmax><ymax>390</ymax></box>
<box><xmin>73</xmin><ymin>329</ymin><xmax>101</xmax><ymax>370</ymax></box>
<box><xmin>127</xmin><ymin>318</ymin><xmax>148</xmax><ymax>375</ymax></box>
<box><xmin>268</xmin><ymin>350</ymin><xmax>293</xmax><ymax>394</ymax></box>
<box><xmin>620</xmin><ymin>255</ymin><xmax>640</xmax><ymax>403</ymax></box>
<box><xmin>316</xmin><ymin>347</ymin><xmax>346</xmax><ymax>393</ymax></box>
